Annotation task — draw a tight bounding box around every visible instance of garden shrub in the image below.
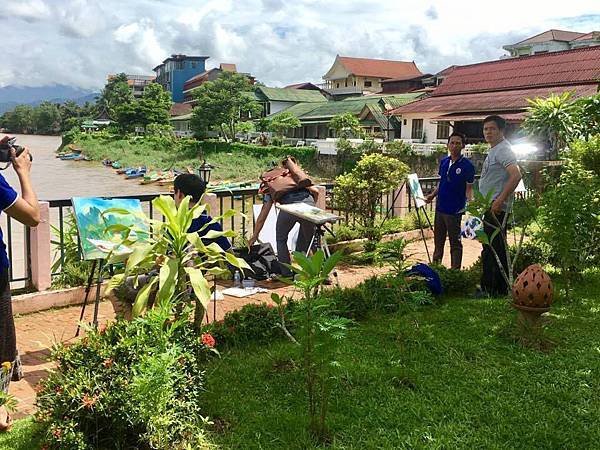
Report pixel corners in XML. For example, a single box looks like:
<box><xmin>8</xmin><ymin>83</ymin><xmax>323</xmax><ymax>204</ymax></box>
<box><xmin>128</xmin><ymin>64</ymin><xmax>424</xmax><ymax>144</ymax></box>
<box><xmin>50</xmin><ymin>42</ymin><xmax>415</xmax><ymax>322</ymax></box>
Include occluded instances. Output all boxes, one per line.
<box><xmin>206</xmin><ymin>302</ymin><xmax>286</xmax><ymax>348</ymax></box>
<box><xmin>430</xmin><ymin>262</ymin><xmax>481</xmax><ymax>296</ymax></box>
<box><xmin>570</xmin><ymin>135</ymin><xmax>600</xmax><ymax>177</ymax></box>
<box><xmin>510</xmin><ymin>240</ymin><xmax>551</xmax><ymax>275</ymax></box>
<box><xmin>537</xmin><ymin>161</ymin><xmax>600</xmax><ymax>293</ymax></box>
<box><xmin>35</xmin><ymin>302</ymin><xmax>216</xmax><ymax>450</ymax></box>
<box><xmin>384</xmin><ymin>140</ymin><xmax>413</xmax><ymax>157</ymax></box>
<box><xmin>333</xmin><ymin>153</ymin><xmax>409</xmax><ymax>231</ymax></box>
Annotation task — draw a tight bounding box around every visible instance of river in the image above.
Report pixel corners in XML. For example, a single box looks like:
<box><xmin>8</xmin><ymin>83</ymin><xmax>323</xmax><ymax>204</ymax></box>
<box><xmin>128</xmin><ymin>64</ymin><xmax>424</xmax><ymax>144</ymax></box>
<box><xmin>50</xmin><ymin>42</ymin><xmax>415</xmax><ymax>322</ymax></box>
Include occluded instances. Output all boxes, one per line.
<box><xmin>2</xmin><ymin>134</ymin><xmax>169</xmax><ymax>200</ymax></box>
<box><xmin>1</xmin><ymin>134</ymin><xmax>170</xmax><ymax>288</ymax></box>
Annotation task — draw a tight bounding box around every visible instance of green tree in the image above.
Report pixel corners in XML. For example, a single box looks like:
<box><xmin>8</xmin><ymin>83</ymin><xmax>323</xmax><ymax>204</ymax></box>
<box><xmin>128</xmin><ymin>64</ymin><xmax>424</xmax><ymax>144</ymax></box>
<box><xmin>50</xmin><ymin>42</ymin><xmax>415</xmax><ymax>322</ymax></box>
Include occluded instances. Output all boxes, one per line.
<box><xmin>98</xmin><ymin>73</ymin><xmax>134</xmax><ymax>121</ymax></box>
<box><xmin>4</xmin><ymin>104</ymin><xmax>34</xmax><ymax>133</ymax></box>
<box><xmin>267</xmin><ymin>111</ymin><xmax>301</xmax><ymax>137</ymax></box>
<box><xmin>574</xmin><ymin>92</ymin><xmax>600</xmax><ymax>140</ymax></box>
<box><xmin>136</xmin><ymin>83</ymin><xmax>172</xmax><ymax>127</ymax></box>
<box><xmin>190</xmin><ymin>72</ymin><xmax>261</xmax><ymax>142</ymax></box>
<box><xmin>32</xmin><ymin>101</ymin><xmax>62</xmax><ymax>134</ymax></box>
<box><xmin>333</xmin><ymin>153</ymin><xmax>409</xmax><ymax>233</ymax></box>
<box><xmin>329</xmin><ymin>112</ymin><xmax>362</xmax><ymax>138</ymax></box>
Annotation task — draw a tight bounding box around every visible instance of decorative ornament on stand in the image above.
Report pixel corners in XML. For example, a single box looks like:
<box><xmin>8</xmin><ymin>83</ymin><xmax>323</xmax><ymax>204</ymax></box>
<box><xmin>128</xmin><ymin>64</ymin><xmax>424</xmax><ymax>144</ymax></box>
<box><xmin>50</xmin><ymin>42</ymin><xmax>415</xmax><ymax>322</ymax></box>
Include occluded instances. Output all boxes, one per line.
<box><xmin>511</xmin><ymin>264</ymin><xmax>553</xmax><ymax>329</ymax></box>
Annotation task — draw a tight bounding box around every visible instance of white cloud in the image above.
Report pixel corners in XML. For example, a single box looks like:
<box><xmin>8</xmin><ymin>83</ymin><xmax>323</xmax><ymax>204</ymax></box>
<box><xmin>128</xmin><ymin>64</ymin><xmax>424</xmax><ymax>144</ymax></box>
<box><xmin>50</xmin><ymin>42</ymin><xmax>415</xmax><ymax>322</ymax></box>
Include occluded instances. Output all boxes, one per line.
<box><xmin>0</xmin><ymin>0</ymin><xmax>598</xmax><ymax>89</ymax></box>
<box><xmin>2</xmin><ymin>0</ymin><xmax>51</xmax><ymax>22</ymax></box>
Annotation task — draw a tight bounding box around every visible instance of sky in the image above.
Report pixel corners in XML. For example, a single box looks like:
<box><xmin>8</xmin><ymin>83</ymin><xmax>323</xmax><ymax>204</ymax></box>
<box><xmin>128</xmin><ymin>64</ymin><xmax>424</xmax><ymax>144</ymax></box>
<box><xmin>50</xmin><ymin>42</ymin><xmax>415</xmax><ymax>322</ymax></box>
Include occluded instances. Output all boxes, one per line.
<box><xmin>1</xmin><ymin>0</ymin><xmax>599</xmax><ymax>90</ymax></box>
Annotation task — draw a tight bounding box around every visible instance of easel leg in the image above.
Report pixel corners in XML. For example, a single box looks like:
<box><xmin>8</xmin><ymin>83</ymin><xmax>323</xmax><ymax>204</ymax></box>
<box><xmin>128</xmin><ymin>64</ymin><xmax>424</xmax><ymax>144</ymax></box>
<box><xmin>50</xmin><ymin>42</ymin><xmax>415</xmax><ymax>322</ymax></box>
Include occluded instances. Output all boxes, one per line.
<box><xmin>416</xmin><ymin>208</ymin><xmax>432</xmax><ymax>263</ymax></box>
<box><xmin>321</xmin><ymin>235</ymin><xmax>339</xmax><ymax>287</ymax></box>
<box><xmin>92</xmin><ymin>260</ymin><xmax>104</xmax><ymax>328</ymax></box>
<box><xmin>76</xmin><ymin>259</ymin><xmax>97</xmax><ymax>337</ymax></box>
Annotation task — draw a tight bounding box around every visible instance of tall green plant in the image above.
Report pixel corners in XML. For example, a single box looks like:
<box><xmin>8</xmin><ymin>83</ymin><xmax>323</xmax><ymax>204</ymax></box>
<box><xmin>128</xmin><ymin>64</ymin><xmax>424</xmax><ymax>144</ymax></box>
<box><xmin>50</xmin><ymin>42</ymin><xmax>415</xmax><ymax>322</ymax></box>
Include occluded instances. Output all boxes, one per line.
<box><xmin>106</xmin><ymin>195</ymin><xmax>249</xmax><ymax>331</ymax></box>
<box><xmin>523</xmin><ymin>92</ymin><xmax>579</xmax><ymax>158</ymax></box>
<box><xmin>333</xmin><ymin>153</ymin><xmax>409</xmax><ymax>234</ymax></box>
<box><xmin>536</xmin><ymin>161</ymin><xmax>600</xmax><ymax>299</ymax></box>
<box><xmin>272</xmin><ymin>250</ymin><xmax>351</xmax><ymax>442</ymax></box>
<box><xmin>330</xmin><ymin>112</ymin><xmax>362</xmax><ymax>138</ymax></box>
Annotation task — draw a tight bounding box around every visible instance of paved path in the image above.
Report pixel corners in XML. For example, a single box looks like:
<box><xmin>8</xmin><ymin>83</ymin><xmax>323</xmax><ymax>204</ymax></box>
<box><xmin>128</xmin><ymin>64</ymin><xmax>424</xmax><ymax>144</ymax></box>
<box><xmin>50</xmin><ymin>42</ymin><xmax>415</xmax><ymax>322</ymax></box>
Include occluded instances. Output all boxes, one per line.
<box><xmin>9</xmin><ymin>238</ymin><xmax>483</xmax><ymax>418</ymax></box>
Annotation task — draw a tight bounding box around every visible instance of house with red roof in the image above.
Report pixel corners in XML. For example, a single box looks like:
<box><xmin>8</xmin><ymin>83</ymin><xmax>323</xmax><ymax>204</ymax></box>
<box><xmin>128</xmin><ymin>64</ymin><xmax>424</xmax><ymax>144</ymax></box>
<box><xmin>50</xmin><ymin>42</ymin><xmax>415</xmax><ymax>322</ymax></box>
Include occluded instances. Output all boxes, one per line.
<box><xmin>389</xmin><ymin>46</ymin><xmax>600</xmax><ymax>144</ymax></box>
<box><xmin>321</xmin><ymin>55</ymin><xmax>423</xmax><ymax>97</ymax></box>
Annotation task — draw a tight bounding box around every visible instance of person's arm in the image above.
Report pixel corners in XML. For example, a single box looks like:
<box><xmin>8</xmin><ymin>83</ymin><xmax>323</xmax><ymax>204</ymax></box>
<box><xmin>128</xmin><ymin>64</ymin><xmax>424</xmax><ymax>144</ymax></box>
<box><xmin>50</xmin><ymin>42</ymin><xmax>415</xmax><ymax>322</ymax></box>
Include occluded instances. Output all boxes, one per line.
<box><xmin>307</xmin><ymin>185</ymin><xmax>320</xmax><ymax>203</ymax></box>
<box><xmin>466</xmin><ymin>183</ymin><xmax>474</xmax><ymax>202</ymax></box>
<box><xmin>491</xmin><ymin>164</ymin><xmax>521</xmax><ymax>214</ymax></box>
<box><xmin>425</xmin><ymin>185</ymin><xmax>438</xmax><ymax>204</ymax></box>
<box><xmin>248</xmin><ymin>200</ymin><xmax>273</xmax><ymax>246</ymax></box>
<box><xmin>4</xmin><ymin>147</ymin><xmax>40</xmax><ymax>227</ymax></box>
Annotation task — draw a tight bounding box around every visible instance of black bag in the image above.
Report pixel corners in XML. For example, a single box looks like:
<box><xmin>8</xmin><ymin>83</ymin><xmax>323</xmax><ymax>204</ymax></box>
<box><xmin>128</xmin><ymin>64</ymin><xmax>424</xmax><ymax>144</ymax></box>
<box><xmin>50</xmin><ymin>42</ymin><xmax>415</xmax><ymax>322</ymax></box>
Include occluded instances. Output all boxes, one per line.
<box><xmin>233</xmin><ymin>243</ymin><xmax>281</xmax><ymax>280</ymax></box>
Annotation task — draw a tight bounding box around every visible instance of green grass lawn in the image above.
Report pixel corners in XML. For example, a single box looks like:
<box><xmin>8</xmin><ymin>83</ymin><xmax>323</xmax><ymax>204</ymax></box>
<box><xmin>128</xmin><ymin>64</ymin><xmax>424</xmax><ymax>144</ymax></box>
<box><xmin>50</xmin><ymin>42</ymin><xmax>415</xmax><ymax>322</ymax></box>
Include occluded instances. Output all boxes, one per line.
<box><xmin>201</xmin><ymin>272</ymin><xmax>600</xmax><ymax>449</ymax></box>
<box><xmin>71</xmin><ymin>136</ymin><xmax>327</xmax><ymax>183</ymax></box>
<box><xmin>3</xmin><ymin>272</ymin><xmax>599</xmax><ymax>449</ymax></box>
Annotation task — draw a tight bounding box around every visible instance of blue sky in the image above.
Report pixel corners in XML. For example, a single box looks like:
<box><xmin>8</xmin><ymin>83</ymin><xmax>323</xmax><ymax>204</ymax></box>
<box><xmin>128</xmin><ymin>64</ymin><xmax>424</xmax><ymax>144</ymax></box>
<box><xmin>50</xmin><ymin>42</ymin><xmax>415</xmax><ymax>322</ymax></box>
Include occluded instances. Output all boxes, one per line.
<box><xmin>1</xmin><ymin>0</ymin><xmax>598</xmax><ymax>90</ymax></box>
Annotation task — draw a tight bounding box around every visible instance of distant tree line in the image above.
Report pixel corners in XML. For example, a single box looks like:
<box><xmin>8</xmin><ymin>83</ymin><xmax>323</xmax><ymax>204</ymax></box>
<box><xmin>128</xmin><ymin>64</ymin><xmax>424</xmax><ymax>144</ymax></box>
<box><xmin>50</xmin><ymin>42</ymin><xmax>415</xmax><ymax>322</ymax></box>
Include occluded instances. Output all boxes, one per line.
<box><xmin>0</xmin><ymin>100</ymin><xmax>97</xmax><ymax>135</ymax></box>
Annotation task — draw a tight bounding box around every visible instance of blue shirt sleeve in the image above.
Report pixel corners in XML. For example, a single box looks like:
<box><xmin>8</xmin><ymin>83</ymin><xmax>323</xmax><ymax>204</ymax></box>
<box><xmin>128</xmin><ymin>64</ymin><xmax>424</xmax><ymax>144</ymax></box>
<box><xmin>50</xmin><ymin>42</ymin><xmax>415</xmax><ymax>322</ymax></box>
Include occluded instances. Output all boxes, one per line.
<box><xmin>0</xmin><ymin>174</ymin><xmax>18</xmax><ymax>211</ymax></box>
<box><xmin>465</xmin><ymin>160</ymin><xmax>476</xmax><ymax>184</ymax></box>
<box><xmin>438</xmin><ymin>159</ymin><xmax>444</xmax><ymax>177</ymax></box>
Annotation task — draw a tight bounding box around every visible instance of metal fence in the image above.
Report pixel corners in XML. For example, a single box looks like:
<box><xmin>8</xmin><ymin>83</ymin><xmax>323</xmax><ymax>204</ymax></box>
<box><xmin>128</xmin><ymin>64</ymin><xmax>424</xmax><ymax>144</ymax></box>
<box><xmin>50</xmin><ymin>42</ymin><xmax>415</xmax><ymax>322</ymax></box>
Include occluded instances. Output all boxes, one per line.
<box><xmin>9</xmin><ymin>176</ymin><xmax>485</xmax><ymax>288</ymax></box>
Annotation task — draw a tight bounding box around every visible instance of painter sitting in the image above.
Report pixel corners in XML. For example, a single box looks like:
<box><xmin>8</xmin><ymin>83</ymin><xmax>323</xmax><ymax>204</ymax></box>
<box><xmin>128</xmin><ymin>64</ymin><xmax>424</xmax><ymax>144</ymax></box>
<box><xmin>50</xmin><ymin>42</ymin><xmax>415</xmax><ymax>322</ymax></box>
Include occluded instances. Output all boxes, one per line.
<box><xmin>110</xmin><ymin>174</ymin><xmax>230</xmax><ymax>318</ymax></box>
<box><xmin>248</xmin><ymin>156</ymin><xmax>319</xmax><ymax>277</ymax></box>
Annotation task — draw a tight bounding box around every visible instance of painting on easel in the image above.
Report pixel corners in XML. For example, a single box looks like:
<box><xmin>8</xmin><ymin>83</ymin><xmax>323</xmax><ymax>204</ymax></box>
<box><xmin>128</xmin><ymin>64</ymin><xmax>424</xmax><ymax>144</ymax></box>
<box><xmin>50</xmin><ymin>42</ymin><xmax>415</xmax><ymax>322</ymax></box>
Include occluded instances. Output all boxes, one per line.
<box><xmin>71</xmin><ymin>197</ymin><xmax>148</xmax><ymax>261</ymax></box>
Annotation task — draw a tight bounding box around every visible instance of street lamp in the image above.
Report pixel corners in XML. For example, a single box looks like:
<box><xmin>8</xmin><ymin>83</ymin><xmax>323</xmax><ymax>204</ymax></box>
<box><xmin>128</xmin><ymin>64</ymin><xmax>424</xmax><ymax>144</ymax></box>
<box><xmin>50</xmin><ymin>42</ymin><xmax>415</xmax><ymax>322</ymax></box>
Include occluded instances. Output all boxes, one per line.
<box><xmin>384</xmin><ymin>103</ymin><xmax>394</xmax><ymax>142</ymax></box>
<box><xmin>198</xmin><ymin>160</ymin><xmax>214</xmax><ymax>185</ymax></box>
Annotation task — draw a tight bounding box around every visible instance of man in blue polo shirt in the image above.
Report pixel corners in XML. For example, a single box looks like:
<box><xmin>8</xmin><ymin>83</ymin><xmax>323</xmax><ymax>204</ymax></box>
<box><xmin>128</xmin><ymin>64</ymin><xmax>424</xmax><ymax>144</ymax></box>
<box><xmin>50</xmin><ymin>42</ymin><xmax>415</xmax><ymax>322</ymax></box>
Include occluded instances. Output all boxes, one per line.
<box><xmin>425</xmin><ymin>132</ymin><xmax>475</xmax><ymax>270</ymax></box>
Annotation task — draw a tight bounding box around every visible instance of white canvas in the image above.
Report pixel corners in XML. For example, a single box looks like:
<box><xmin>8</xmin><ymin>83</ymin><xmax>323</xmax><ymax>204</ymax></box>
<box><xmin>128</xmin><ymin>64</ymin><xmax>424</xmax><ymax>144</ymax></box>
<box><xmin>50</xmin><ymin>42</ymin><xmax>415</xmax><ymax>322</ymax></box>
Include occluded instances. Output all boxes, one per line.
<box><xmin>407</xmin><ymin>173</ymin><xmax>426</xmax><ymax>209</ymax></box>
<box><xmin>253</xmin><ymin>204</ymin><xmax>299</xmax><ymax>255</ymax></box>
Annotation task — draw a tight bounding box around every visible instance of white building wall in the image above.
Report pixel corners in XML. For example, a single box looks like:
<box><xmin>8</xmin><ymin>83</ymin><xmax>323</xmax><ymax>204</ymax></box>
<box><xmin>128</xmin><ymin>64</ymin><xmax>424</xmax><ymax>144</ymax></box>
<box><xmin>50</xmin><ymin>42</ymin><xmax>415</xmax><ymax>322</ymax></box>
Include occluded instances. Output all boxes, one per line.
<box><xmin>398</xmin><ymin>113</ymin><xmax>451</xmax><ymax>144</ymax></box>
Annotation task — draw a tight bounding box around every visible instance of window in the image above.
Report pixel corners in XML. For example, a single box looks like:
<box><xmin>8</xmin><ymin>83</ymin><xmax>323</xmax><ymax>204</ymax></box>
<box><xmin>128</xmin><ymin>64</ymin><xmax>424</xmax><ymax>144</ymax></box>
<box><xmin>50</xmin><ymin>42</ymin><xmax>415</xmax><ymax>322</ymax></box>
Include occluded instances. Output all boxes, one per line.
<box><xmin>364</xmin><ymin>80</ymin><xmax>372</xmax><ymax>87</ymax></box>
<box><xmin>411</xmin><ymin>119</ymin><xmax>423</xmax><ymax>140</ymax></box>
<box><xmin>175</xmin><ymin>61</ymin><xmax>185</xmax><ymax>70</ymax></box>
<box><xmin>336</xmin><ymin>83</ymin><xmax>340</xmax><ymax>88</ymax></box>
<box><xmin>353</xmin><ymin>80</ymin><xmax>356</xmax><ymax>86</ymax></box>
<box><xmin>345</xmin><ymin>80</ymin><xmax>348</xmax><ymax>87</ymax></box>
<box><xmin>191</xmin><ymin>62</ymin><xmax>197</xmax><ymax>68</ymax></box>
<box><xmin>436</xmin><ymin>121</ymin><xmax>450</xmax><ymax>140</ymax></box>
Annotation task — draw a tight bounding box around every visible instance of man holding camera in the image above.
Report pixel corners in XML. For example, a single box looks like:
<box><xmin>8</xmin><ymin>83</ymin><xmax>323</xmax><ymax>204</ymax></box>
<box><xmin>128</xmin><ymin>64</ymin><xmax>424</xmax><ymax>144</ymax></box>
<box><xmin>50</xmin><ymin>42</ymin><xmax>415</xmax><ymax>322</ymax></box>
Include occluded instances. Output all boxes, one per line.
<box><xmin>0</xmin><ymin>135</ymin><xmax>40</xmax><ymax>431</ymax></box>
<box><xmin>426</xmin><ymin>132</ymin><xmax>475</xmax><ymax>270</ymax></box>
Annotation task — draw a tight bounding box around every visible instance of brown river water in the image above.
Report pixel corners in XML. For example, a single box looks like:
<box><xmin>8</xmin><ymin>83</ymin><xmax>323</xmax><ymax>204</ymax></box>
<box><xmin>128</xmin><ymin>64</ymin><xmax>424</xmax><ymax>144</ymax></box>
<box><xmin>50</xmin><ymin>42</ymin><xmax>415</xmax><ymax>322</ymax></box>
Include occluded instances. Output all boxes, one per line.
<box><xmin>2</xmin><ymin>134</ymin><xmax>170</xmax><ymax>288</ymax></box>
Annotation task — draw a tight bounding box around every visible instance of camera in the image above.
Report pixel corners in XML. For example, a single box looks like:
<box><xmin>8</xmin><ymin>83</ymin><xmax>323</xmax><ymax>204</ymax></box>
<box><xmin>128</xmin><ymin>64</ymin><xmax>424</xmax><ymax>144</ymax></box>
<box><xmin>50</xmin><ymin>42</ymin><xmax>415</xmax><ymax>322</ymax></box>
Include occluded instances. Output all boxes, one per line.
<box><xmin>0</xmin><ymin>137</ymin><xmax>32</xmax><ymax>163</ymax></box>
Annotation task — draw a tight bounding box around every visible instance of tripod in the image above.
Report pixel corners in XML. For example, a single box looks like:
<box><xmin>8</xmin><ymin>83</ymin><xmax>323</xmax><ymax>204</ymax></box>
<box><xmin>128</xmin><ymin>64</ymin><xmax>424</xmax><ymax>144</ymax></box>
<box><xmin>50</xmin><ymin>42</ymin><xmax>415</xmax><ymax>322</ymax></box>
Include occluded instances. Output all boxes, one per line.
<box><xmin>307</xmin><ymin>221</ymin><xmax>339</xmax><ymax>285</ymax></box>
<box><xmin>75</xmin><ymin>259</ymin><xmax>104</xmax><ymax>337</ymax></box>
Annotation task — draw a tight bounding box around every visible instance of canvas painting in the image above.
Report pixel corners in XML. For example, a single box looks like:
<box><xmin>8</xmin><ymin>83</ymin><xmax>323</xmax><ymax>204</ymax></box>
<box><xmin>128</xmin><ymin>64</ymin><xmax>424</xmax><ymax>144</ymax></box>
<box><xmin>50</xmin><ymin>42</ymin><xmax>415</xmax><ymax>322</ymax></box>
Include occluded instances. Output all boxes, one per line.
<box><xmin>276</xmin><ymin>203</ymin><xmax>341</xmax><ymax>225</ymax></box>
<box><xmin>71</xmin><ymin>197</ymin><xmax>149</xmax><ymax>261</ymax></box>
<box><xmin>407</xmin><ymin>173</ymin><xmax>426</xmax><ymax>209</ymax></box>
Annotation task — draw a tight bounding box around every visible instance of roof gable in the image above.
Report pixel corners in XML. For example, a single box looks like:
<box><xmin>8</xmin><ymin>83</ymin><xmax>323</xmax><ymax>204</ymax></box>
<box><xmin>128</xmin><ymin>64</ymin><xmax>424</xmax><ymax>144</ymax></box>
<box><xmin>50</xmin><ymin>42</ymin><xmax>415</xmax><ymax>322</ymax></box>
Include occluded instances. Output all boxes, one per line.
<box><xmin>432</xmin><ymin>46</ymin><xmax>600</xmax><ymax>96</ymax></box>
<box><xmin>510</xmin><ymin>29</ymin><xmax>586</xmax><ymax>47</ymax></box>
<box><xmin>323</xmin><ymin>55</ymin><xmax>422</xmax><ymax>80</ymax></box>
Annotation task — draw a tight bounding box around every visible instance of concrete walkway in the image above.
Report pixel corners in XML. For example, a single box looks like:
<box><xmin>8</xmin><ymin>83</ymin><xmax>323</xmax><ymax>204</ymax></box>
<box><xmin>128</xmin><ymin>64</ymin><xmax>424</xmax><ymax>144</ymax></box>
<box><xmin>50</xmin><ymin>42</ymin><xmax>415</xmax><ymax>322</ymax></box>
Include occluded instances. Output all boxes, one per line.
<box><xmin>9</xmin><ymin>238</ymin><xmax>483</xmax><ymax>418</ymax></box>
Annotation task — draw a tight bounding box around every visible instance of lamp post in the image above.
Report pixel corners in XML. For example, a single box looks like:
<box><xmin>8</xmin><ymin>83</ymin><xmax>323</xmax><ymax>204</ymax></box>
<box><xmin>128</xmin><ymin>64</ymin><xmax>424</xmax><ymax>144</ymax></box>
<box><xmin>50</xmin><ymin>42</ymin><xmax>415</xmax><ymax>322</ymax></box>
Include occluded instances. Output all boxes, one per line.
<box><xmin>198</xmin><ymin>160</ymin><xmax>213</xmax><ymax>185</ymax></box>
<box><xmin>384</xmin><ymin>103</ymin><xmax>394</xmax><ymax>142</ymax></box>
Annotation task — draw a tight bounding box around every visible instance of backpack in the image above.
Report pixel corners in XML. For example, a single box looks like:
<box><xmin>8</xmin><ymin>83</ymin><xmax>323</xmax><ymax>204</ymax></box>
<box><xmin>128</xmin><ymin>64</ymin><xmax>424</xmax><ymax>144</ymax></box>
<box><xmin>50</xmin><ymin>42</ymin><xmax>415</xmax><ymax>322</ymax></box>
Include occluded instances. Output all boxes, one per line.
<box><xmin>233</xmin><ymin>243</ymin><xmax>282</xmax><ymax>280</ymax></box>
<box><xmin>259</xmin><ymin>157</ymin><xmax>312</xmax><ymax>201</ymax></box>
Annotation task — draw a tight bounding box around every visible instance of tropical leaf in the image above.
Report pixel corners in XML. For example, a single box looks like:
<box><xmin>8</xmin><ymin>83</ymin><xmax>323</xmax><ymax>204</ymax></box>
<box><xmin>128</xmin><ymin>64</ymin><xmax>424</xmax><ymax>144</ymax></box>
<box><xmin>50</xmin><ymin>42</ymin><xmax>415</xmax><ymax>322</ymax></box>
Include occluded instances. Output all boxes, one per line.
<box><xmin>157</xmin><ymin>257</ymin><xmax>179</xmax><ymax>304</ymax></box>
<box><xmin>322</xmin><ymin>251</ymin><xmax>342</xmax><ymax>277</ymax></box>
<box><xmin>185</xmin><ymin>267</ymin><xmax>211</xmax><ymax>310</ymax></box>
<box><xmin>132</xmin><ymin>277</ymin><xmax>158</xmax><ymax>317</ymax></box>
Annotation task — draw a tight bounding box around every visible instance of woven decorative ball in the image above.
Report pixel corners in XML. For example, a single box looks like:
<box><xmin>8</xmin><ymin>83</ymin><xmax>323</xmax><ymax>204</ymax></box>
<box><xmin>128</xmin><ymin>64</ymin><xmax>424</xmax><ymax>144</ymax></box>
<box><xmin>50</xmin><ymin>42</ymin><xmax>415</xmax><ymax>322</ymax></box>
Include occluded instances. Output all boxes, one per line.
<box><xmin>512</xmin><ymin>264</ymin><xmax>553</xmax><ymax>308</ymax></box>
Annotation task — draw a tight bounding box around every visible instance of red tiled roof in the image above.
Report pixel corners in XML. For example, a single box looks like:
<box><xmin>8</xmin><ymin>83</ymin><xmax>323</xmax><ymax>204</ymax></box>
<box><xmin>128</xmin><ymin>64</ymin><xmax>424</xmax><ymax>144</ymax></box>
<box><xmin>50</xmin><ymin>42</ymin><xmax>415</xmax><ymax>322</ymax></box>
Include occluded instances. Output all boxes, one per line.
<box><xmin>432</xmin><ymin>112</ymin><xmax>526</xmax><ymax>122</ymax></box>
<box><xmin>170</xmin><ymin>102</ymin><xmax>193</xmax><ymax>117</ymax></box>
<box><xmin>391</xmin><ymin>84</ymin><xmax>598</xmax><ymax>115</ymax></box>
<box><xmin>432</xmin><ymin>46</ymin><xmax>600</xmax><ymax>96</ymax></box>
<box><xmin>337</xmin><ymin>56</ymin><xmax>422</xmax><ymax>79</ymax></box>
<box><xmin>511</xmin><ymin>29</ymin><xmax>586</xmax><ymax>46</ymax></box>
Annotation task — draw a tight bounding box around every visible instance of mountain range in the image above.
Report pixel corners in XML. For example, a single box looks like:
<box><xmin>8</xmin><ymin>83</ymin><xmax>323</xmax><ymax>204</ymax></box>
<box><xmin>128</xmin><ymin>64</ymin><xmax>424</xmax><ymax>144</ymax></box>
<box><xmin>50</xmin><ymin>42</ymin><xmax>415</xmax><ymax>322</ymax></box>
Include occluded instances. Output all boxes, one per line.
<box><xmin>0</xmin><ymin>84</ymin><xmax>100</xmax><ymax>114</ymax></box>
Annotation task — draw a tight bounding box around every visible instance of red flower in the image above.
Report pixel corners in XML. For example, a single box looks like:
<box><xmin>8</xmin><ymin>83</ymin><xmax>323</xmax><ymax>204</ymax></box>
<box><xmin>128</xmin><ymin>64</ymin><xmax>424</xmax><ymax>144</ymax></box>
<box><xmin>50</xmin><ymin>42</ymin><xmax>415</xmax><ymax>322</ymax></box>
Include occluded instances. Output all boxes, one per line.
<box><xmin>98</xmin><ymin>324</ymin><xmax>107</xmax><ymax>335</ymax></box>
<box><xmin>52</xmin><ymin>428</ymin><xmax>63</xmax><ymax>439</ymax></box>
<box><xmin>201</xmin><ymin>333</ymin><xmax>216</xmax><ymax>348</ymax></box>
<box><xmin>82</xmin><ymin>393</ymin><xmax>99</xmax><ymax>409</ymax></box>
<box><xmin>54</xmin><ymin>386</ymin><xmax>63</xmax><ymax>395</ymax></box>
